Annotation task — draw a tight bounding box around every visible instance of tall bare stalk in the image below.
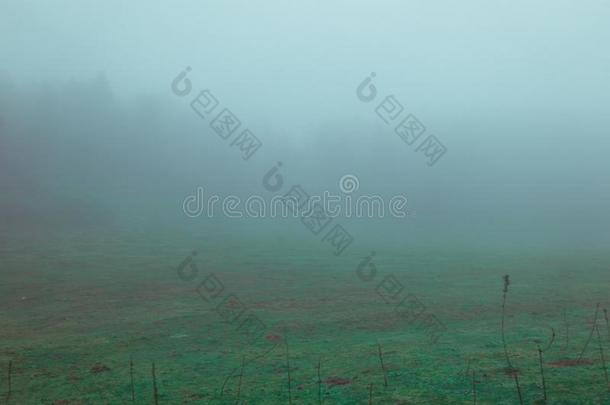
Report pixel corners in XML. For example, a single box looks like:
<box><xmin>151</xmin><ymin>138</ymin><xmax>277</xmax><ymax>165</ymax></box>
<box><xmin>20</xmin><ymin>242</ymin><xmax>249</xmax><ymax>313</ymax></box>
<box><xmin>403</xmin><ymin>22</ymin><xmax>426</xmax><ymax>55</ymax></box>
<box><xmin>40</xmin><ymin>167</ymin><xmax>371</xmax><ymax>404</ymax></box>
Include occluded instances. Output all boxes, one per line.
<box><xmin>513</xmin><ymin>373</ymin><xmax>524</xmax><ymax>405</ymax></box>
<box><xmin>501</xmin><ymin>275</ymin><xmax>514</xmax><ymax>370</ymax></box>
<box><xmin>501</xmin><ymin>275</ymin><xmax>523</xmax><ymax>405</ymax></box>
<box><xmin>537</xmin><ymin>345</ymin><xmax>547</xmax><ymax>402</ymax></box>
<box><xmin>316</xmin><ymin>356</ymin><xmax>322</xmax><ymax>405</ymax></box>
<box><xmin>563</xmin><ymin>309</ymin><xmax>570</xmax><ymax>351</ymax></box>
<box><xmin>578</xmin><ymin>303</ymin><xmax>600</xmax><ymax>361</ymax></box>
<box><xmin>595</xmin><ymin>324</ymin><xmax>610</xmax><ymax>392</ymax></box>
<box><xmin>285</xmin><ymin>333</ymin><xmax>292</xmax><ymax>404</ymax></box>
<box><xmin>377</xmin><ymin>343</ymin><xmax>388</xmax><ymax>388</ymax></box>
<box><xmin>6</xmin><ymin>360</ymin><xmax>12</xmax><ymax>404</ymax></box>
<box><xmin>472</xmin><ymin>370</ymin><xmax>477</xmax><ymax>405</ymax></box>
<box><xmin>536</xmin><ymin>327</ymin><xmax>555</xmax><ymax>402</ymax></box>
<box><xmin>151</xmin><ymin>362</ymin><xmax>159</xmax><ymax>405</ymax></box>
<box><xmin>236</xmin><ymin>355</ymin><xmax>245</xmax><ymax>403</ymax></box>
<box><xmin>129</xmin><ymin>357</ymin><xmax>135</xmax><ymax>402</ymax></box>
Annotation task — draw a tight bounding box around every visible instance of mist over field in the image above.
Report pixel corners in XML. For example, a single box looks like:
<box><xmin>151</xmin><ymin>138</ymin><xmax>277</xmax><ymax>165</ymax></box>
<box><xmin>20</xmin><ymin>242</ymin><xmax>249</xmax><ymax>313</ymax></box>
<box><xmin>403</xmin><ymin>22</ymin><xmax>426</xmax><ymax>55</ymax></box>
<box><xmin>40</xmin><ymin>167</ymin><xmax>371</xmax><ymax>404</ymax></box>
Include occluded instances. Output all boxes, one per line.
<box><xmin>2</xmin><ymin>0</ymin><xmax>609</xmax><ymax>248</ymax></box>
<box><xmin>1</xmin><ymin>1</ymin><xmax>610</xmax><ymax>404</ymax></box>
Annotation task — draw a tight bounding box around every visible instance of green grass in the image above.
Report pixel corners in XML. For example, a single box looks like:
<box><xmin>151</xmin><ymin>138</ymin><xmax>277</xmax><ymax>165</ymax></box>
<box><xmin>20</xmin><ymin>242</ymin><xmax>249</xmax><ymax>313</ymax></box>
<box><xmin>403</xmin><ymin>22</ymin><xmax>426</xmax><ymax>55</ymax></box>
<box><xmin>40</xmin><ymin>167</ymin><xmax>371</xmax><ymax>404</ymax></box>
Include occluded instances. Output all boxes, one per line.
<box><xmin>1</xmin><ymin>229</ymin><xmax>609</xmax><ymax>404</ymax></box>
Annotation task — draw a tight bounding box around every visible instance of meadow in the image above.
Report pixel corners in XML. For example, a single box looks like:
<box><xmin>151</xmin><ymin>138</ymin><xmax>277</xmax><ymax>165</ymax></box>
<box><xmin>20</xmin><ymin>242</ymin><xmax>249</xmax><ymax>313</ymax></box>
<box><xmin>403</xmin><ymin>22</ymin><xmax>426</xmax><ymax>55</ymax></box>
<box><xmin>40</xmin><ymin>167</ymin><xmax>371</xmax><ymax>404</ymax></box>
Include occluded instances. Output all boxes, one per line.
<box><xmin>1</xmin><ymin>228</ymin><xmax>609</xmax><ymax>404</ymax></box>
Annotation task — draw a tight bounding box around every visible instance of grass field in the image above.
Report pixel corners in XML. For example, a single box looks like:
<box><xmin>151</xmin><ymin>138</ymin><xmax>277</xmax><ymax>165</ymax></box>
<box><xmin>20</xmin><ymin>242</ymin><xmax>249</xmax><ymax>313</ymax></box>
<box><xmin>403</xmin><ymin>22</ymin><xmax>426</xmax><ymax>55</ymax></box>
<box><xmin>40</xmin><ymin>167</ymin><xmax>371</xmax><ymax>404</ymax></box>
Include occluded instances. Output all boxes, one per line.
<box><xmin>1</xmin><ymin>228</ymin><xmax>610</xmax><ymax>404</ymax></box>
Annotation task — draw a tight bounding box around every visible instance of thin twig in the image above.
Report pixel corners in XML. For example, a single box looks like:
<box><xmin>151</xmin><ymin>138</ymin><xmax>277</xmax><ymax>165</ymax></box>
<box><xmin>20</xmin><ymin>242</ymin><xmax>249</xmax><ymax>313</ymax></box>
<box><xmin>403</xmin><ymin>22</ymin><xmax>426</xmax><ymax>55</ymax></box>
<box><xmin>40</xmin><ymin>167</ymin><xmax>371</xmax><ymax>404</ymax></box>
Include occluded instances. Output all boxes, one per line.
<box><xmin>472</xmin><ymin>370</ymin><xmax>477</xmax><ymax>405</ymax></box>
<box><xmin>501</xmin><ymin>276</ymin><xmax>522</xmax><ymax>403</ymax></box>
<box><xmin>130</xmin><ymin>357</ymin><xmax>135</xmax><ymax>402</ymax></box>
<box><xmin>6</xmin><ymin>360</ymin><xmax>12</xmax><ymax>404</ymax></box>
<box><xmin>236</xmin><ymin>355</ymin><xmax>245</xmax><ymax>404</ymax></box>
<box><xmin>534</xmin><ymin>326</ymin><xmax>554</xmax><ymax>402</ymax></box>
<box><xmin>151</xmin><ymin>362</ymin><xmax>159</xmax><ymax>405</ymax></box>
<box><xmin>578</xmin><ymin>303</ymin><xmax>600</xmax><ymax>361</ymax></box>
<box><xmin>513</xmin><ymin>372</ymin><xmax>524</xmax><ymax>405</ymax></box>
<box><xmin>542</xmin><ymin>327</ymin><xmax>556</xmax><ymax>352</ymax></box>
<box><xmin>563</xmin><ymin>309</ymin><xmax>569</xmax><ymax>351</ymax></box>
<box><xmin>377</xmin><ymin>343</ymin><xmax>388</xmax><ymax>388</ymax></box>
<box><xmin>221</xmin><ymin>344</ymin><xmax>278</xmax><ymax>396</ymax></box>
<box><xmin>537</xmin><ymin>345</ymin><xmax>547</xmax><ymax>401</ymax></box>
<box><xmin>501</xmin><ymin>275</ymin><xmax>514</xmax><ymax>371</ymax></box>
<box><xmin>317</xmin><ymin>356</ymin><xmax>322</xmax><ymax>405</ymax></box>
<box><xmin>595</xmin><ymin>324</ymin><xmax>610</xmax><ymax>392</ymax></box>
<box><xmin>285</xmin><ymin>333</ymin><xmax>292</xmax><ymax>404</ymax></box>
<box><xmin>368</xmin><ymin>383</ymin><xmax>373</xmax><ymax>405</ymax></box>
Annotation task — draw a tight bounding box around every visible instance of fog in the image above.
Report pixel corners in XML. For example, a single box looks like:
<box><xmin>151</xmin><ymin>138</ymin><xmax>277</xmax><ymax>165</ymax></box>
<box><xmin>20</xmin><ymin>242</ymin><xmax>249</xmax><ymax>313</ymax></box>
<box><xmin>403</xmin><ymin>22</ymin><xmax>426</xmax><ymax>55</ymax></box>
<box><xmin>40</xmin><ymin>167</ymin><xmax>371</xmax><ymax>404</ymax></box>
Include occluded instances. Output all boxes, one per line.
<box><xmin>2</xmin><ymin>0</ymin><xmax>610</xmax><ymax>250</ymax></box>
